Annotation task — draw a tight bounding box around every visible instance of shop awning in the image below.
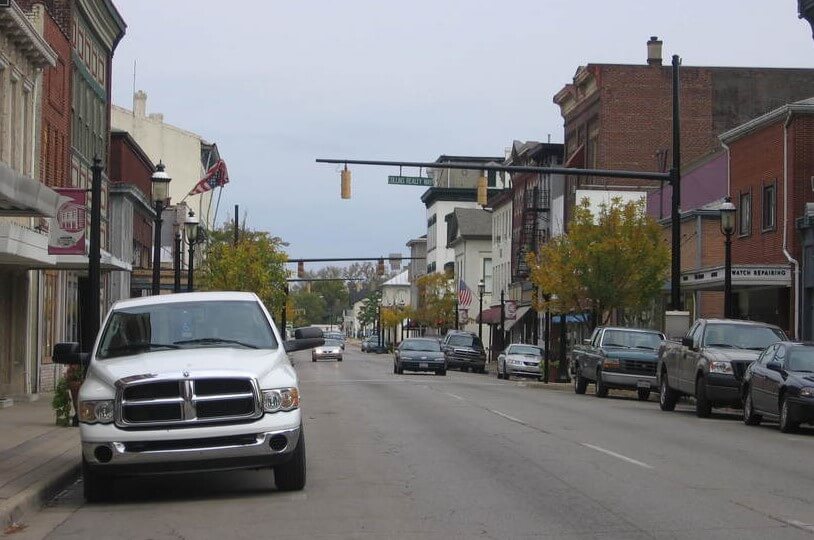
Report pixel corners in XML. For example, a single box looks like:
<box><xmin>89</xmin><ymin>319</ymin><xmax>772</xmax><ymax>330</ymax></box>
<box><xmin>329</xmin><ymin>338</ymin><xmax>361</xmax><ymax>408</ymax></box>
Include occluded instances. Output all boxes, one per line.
<box><xmin>0</xmin><ymin>222</ymin><xmax>54</xmax><ymax>266</ymax></box>
<box><xmin>0</xmin><ymin>163</ymin><xmax>60</xmax><ymax>217</ymax></box>
<box><xmin>504</xmin><ymin>306</ymin><xmax>532</xmax><ymax>332</ymax></box>
<box><xmin>49</xmin><ymin>250</ymin><xmax>132</xmax><ymax>272</ymax></box>
<box><xmin>476</xmin><ymin>306</ymin><xmax>503</xmax><ymax>324</ymax></box>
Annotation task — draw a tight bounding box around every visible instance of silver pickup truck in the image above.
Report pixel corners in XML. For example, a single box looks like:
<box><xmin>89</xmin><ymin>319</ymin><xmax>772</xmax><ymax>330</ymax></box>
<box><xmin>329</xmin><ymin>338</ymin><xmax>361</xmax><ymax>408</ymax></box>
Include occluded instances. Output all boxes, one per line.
<box><xmin>571</xmin><ymin>326</ymin><xmax>666</xmax><ymax>400</ymax></box>
<box><xmin>656</xmin><ymin>318</ymin><xmax>786</xmax><ymax>418</ymax></box>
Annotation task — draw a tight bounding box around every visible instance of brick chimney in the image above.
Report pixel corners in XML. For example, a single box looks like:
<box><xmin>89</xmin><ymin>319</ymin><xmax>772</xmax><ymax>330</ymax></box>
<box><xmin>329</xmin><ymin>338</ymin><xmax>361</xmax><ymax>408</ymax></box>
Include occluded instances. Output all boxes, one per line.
<box><xmin>647</xmin><ymin>36</ymin><xmax>663</xmax><ymax>66</ymax></box>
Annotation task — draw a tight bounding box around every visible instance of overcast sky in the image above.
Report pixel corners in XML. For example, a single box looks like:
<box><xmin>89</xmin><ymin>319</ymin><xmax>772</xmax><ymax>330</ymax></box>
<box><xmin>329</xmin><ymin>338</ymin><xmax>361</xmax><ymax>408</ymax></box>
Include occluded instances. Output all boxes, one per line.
<box><xmin>111</xmin><ymin>1</ymin><xmax>814</xmax><ymax>264</ymax></box>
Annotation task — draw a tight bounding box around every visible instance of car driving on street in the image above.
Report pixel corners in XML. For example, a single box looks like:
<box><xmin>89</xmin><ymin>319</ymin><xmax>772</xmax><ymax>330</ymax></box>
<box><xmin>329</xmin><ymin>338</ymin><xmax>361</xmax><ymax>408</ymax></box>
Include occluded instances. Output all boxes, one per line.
<box><xmin>312</xmin><ymin>338</ymin><xmax>344</xmax><ymax>362</ymax></box>
<box><xmin>742</xmin><ymin>342</ymin><xmax>814</xmax><ymax>432</ymax></box>
<box><xmin>497</xmin><ymin>344</ymin><xmax>543</xmax><ymax>380</ymax></box>
<box><xmin>394</xmin><ymin>338</ymin><xmax>446</xmax><ymax>375</ymax></box>
<box><xmin>52</xmin><ymin>292</ymin><xmax>323</xmax><ymax>502</ymax></box>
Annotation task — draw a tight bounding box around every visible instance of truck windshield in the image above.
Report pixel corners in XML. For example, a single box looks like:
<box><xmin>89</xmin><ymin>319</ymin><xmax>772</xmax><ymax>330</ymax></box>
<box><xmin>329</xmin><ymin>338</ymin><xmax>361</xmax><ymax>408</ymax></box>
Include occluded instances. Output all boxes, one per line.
<box><xmin>97</xmin><ymin>300</ymin><xmax>277</xmax><ymax>359</ymax></box>
<box><xmin>602</xmin><ymin>330</ymin><xmax>663</xmax><ymax>350</ymax></box>
<box><xmin>702</xmin><ymin>324</ymin><xmax>785</xmax><ymax>350</ymax></box>
<box><xmin>448</xmin><ymin>334</ymin><xmax>483</xmax><ymax>349</ymax></box>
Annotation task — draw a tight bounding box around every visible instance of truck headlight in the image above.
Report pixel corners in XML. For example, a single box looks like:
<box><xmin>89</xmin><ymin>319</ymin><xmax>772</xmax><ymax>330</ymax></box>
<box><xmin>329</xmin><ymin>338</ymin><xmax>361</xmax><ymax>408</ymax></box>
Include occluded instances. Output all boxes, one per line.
<box><xmin>603</xmin><ymin>358</ymin><xmax>621</xmax><ymax>369</ymax></box>
<box><xmin>262</xmin><ymin>388</ymin><xmax>300</xmax><ymax>413</ymax></box>
<box><xmin>800</xmin><ymin>387</ymin><xmax>814</xmax><ymax>398</ymax></box>
<box><xmin>79</xmin><ymin>400</ymin><xmax>115</xmax><ymax>424</ymax></box>
<box><xmin>709</xmin><ymin>361</ymin><xmax>733</xmax><ymax>374</ymax></box>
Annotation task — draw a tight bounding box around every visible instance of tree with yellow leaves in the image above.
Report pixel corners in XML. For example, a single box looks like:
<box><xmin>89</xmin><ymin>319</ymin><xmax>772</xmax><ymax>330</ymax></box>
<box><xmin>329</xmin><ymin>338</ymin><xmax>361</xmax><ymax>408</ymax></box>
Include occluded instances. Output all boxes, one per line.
<box><xmin>199</xmin><ymin>226</ymin><xmax>289</xmax><ymax>320</ymax></box>
<box><xmin>528</xmin><ymin>198</ymin><xmax>669</xmax><ymax>325</ymax></box>
<box><xmin>414</xmin><ymin>273</ymin><xmax>456</xmax><ymax>331</ymax></box>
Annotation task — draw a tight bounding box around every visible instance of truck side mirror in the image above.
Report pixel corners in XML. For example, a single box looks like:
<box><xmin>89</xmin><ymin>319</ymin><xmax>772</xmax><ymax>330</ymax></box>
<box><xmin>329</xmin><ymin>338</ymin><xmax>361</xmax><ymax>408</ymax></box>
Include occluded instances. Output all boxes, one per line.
<box><xmin>583</xmin><ymin>338</ymin><xmax>591</xmax><ymax>345</ymax></box>
<box><xmin>53</xmin><ymin>342</ymin><xmax>89</xmax><ymax>366</ymax></box>
<box><xmin>681</xmin><ymin>336</ymin><xmax>694</xmax><ymax>348</ymax></box>
<box><xmin>284</xmin><ymin>327</ymin><xmax>325</xmax><ymax>353</ymax></box>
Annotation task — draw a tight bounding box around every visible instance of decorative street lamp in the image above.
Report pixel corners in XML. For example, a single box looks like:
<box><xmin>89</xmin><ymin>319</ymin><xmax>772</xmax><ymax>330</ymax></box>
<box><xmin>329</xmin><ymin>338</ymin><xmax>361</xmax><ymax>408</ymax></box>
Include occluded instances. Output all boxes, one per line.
<box><xmin>800</xmin><ymin>0</ymin><xmax>814</xmax><ymax>38</ymax></box>
<box><xmin>185</xmin><ymin>211</ymin><xmax>200</xmax><ymax>292</ymax></box>
<box><xmin>719</xmin><ymin>197</ymin><xmax>737</xmax><ymax>318</ymax></box>
<box><xmin>477</xmin><ymin>279</ymin><xmax>485</xmax><ymax>341</ymax></box>
<box><xmin>151</xmin><ymin>162</ymin><xmax>171</xmax><ymax>295</ymax></box>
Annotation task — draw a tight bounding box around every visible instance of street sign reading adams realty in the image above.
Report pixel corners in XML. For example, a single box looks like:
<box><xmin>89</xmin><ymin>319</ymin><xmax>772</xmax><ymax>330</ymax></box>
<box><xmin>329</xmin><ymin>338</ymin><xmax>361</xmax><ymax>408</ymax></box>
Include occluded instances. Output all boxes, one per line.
<box><xmin>388</xmin><ymin>175</ymin><xmax>434</xmax><ymax>187</ymax></box>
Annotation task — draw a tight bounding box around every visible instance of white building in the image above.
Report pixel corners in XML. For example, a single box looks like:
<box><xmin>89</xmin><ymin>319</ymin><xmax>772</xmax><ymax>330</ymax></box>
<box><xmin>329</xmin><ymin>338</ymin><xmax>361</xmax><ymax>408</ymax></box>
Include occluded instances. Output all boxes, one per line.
<box><xmin>0</xmin><ymin>2</ymin><xmax>60</xmax><ymax>399</ymax></box>
<box><xmin>447</xmin><ymin>208</ymin><xmax>492</xmax><ymax>350</ymax></box>
<box><xmin>381</xmin><ymin>270</ymin><xmax>410</xmax><ymax>344</ymax></box>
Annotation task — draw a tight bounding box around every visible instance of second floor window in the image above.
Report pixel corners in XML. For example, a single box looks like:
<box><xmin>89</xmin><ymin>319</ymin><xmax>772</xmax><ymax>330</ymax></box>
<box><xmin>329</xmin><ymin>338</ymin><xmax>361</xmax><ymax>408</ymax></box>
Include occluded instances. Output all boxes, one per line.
<box><xmin>739</xmin><ymin>192</ymin><xmax>751</xmax><ymax>236</ymax></box>
<box><xmin>762</xmin><ymin>183</ymin><xmax>776</xmax><ymax>231</ymax></box>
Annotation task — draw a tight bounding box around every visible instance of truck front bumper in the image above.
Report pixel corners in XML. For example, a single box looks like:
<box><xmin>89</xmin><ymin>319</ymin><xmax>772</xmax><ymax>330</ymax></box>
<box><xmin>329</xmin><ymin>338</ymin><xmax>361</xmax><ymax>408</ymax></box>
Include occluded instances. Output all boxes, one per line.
<box><xmin>705</xmin><ymin>373</ymin><xmax>742</xmax><ymax>406</ymax></box>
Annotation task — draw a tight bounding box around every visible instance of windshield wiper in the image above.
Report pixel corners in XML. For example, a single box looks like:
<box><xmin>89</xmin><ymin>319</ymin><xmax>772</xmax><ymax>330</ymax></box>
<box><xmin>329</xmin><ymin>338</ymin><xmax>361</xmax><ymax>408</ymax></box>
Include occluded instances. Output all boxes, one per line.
<box><xmin>105</xmin><ymin>342</ymin><xmax>180</xmax><ymax>354</ymax></box>
<box><xmin>604</xmin><ymin>343</ymin><xmax>629</xmax><ymax>348</ymax></box>
<box><xmin>745</xmin><ymin>346</ymin><xmax>768</xmax><ymax>351</ymax></box>
<box><xmin>634</xmin><ymin>345</ymin><xmax>656</xmax><ymax>350</ymax></box>
<box><xmin>174</xmin><ymin>338</ymin><xmax>258</xmax><ymax>349</ymax></box>
<box><xmin>705</xmin><ymin>343</ymin><xmax>735</xmax><ymax>348</ymax></box>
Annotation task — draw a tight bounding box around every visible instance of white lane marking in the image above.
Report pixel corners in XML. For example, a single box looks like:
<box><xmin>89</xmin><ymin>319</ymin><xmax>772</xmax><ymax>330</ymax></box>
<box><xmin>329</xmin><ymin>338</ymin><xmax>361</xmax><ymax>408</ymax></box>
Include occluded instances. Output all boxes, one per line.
<box><xmin>444</xmin><ymin>392</ymin><xmax>465</xmax><ymax>401</ymax></box>
<box><xmin>785</xmin><ymin>519</ymin><xmax>814</xmax><ymax>533</ymax></box>
<box><xmin>581</xmin><ymin>443</ymin><xmax>654</xmax><ymax>470</ymax></box>
<box><xmin>490</xmin><ymin>409</ymin><xmax>525</xmax><ymax>425</ymax></box>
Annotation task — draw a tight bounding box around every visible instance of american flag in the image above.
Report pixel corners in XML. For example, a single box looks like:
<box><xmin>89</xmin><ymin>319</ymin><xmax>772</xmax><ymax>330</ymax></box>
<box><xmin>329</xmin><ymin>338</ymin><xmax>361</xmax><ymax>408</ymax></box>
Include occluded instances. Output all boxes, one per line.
<box><xmin>187</xmin><ymin>160</ymin><xmax>229</xmax><ymax>196</ymax></box>
<box><xmin>458</xmin><ymin>279</ymin><xmax>473</xmax><ymax>309</ymax></box>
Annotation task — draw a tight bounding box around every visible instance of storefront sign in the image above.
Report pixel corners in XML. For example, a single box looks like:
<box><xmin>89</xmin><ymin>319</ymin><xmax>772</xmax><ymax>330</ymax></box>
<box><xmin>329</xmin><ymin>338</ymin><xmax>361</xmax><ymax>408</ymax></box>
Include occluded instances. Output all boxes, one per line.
<box><xmin>681</xmin><ymin>265</ymin><xmax>791</xmax><ymax>289</ymax></box>
<box><xmin>48</xmin><ymin>188</ymin><xmax>86</xmax><ymax>255</ymax></box>
<box><xmin>504</xmin><ymin>300</ymin><xmax>517</xmax><ymax>320</ymax></box>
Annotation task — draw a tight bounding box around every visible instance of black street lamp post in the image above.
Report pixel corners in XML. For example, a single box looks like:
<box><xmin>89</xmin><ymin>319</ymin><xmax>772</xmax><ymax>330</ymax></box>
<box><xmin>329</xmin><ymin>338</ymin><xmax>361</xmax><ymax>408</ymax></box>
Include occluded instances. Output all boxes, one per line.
<box><xmin>173</xmin><ymin>232</ymin><xmax>182</xmax><ymax>293</ymax></box>
<box><xmin>150</xmin><ymin>162</ymin><xmax>171</xmax><ymax>295</ymax></box>
<box><xmin>85</xmin><ymin>157</ymin><xmax>103</xmax><ymax>352</ymax></box>
<box><xmin>185</xmin><ymin>212</ymin><xmax>200</xmax><ymax>292</ymax></box>
<box><xmin>720</xmin><ymin>197</ymin><xmax>736</xmax><ymax>318</ymax></box>
<box><xmin>477</xmin><ymin>279</ymin><xmax>485</xmax><ymax>341</ymax></box>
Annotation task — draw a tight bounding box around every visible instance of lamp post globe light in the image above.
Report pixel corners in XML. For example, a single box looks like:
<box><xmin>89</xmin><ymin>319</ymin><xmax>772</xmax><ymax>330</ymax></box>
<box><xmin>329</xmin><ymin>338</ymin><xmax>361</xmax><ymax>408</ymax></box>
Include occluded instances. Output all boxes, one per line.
<box><xmin>151</xmin><ymin>162</ymin><xmax>171</xmax><ymax>295</ymax></box>
<box><xmin>800</xmin><ymin>0</ymin><xmax>814</xmax><ymax>38</ymax></box>
<box><xmin>477</xmin><ymin>279</ymin><xmax>485</xmax><ymax>341</ymax></box>
<box><xmin>185</xmin><ymin>211</ymin><xmax>200</xmax><ymax>292</ymax></box>
<box><xmin>719</xmin><ymin>197</ymin><xmax>737</xmax><ymax>319</ymax></box>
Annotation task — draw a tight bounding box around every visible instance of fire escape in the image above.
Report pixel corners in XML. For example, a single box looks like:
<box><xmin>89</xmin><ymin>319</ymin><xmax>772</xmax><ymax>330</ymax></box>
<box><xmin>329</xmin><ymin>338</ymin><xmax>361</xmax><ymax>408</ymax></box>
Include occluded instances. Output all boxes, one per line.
<box><xmin>514</xmin><ymin>180</ymin><xmax>551</xmax><ymax>279</ymax></box>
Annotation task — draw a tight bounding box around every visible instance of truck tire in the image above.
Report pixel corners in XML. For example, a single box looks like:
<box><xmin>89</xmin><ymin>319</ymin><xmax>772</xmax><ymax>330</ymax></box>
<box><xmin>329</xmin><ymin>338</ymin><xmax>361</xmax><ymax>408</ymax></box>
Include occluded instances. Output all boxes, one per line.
<box><xmin>742</xmin><ymin>390</ymin><xmax>762</xmax><ymax>426</ymax></box>
<box><xmin>82</xmin><ymin>457</ymin><xmax>112</xmax><ymax>503</ymax></box>
<box><xmin>573</xmin><ymin>368</ymin><xmax>588</xmax><ymax>394</ymax></box>
<box><xmin>659</xmin><ymin>374</ymin><xmax>678</xmax><ymax>411</ymax></box>
<box><xmin>275</xmin><ymin>428</ymin><xmax>306</xmax><ymax>491</ymax></box>
<box><xmin>695</xmin><ymin>375</ymin><xmax>712</xmax><ymax>418</ymax></box>
<box><xmin>594</xmin><ymin>369</ymin><xmax>609</xmax><ymax>398</ymax></box>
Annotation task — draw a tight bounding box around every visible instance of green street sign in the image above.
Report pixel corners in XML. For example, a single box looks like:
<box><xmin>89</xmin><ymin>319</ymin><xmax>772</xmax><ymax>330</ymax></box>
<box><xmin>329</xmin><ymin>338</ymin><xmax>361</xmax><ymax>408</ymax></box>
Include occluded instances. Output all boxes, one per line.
<box><xmin>387</xmin><ymin>175</ymin><xmax>434</xmax><ymax>187</ymax></box>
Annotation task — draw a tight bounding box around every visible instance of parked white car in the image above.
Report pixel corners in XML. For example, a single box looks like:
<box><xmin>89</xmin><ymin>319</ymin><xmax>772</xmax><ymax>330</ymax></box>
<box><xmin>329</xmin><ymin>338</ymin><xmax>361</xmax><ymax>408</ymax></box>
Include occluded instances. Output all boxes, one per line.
<box><xmin>54</xmin><ymin>291</ymin><xmax>323</xmax><ymax>502</ymax></box>
<box><xmin>497</xmin><ymin>344</ymin><xmax>544</xmax><ymax>381</ymax></box>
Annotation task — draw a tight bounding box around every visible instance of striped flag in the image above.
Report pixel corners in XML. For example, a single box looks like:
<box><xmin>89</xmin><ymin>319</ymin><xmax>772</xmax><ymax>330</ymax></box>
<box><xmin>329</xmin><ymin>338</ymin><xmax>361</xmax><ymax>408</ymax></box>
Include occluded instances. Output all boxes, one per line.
<box><xmin>458</xmin><ymin>279</ymin><xmax>473</xmax><ymax>309</ymax></box>
<box><xmin>188</xmin><ymin>159</ymin><xmax>229</xmax><ymax>196</ymax></box>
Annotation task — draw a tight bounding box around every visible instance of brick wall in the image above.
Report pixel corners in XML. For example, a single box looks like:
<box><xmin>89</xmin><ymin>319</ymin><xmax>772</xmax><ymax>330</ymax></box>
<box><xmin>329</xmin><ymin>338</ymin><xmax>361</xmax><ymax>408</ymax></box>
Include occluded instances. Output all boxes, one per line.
<box><xmin>728</xmin><ymin>122</ymin><xmax>788</xmax><ymax>266</ymax></box>
<box><xmin>36</xmin><ymin>3</ymin><xmax>71</xmax><ymax>188</ymax></box>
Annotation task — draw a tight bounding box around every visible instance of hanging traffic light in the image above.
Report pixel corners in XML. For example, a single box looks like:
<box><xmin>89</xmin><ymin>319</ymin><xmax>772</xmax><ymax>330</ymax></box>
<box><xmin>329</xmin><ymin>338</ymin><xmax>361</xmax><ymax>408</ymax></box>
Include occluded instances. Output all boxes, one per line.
<box><xmin>341</xmin><ymin>164</ymin><xmax>351</xmax><ymax>199</ymax></box>
<box><xmin>297</xmin><ymin>261</ymin><xmax>305</xmax><ymax>278</ymax></box>
<box><xmin>477</xmin><ymin>174</ymin><xmax>487</xmax><ymax>206</ymax></box>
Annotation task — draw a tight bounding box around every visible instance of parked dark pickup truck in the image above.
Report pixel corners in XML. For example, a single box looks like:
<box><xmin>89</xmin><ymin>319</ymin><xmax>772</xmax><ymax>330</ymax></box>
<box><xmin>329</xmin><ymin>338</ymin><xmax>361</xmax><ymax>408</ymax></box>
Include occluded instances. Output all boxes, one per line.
<box><xmin>656</xmin><ymin>319</ymin><xmax>786</xmax><ymax>418</ymax></box>
<box><xmin>571</xmin><ymin>327</ymin><xmax>666</xmax><ymax>400</ymax></box>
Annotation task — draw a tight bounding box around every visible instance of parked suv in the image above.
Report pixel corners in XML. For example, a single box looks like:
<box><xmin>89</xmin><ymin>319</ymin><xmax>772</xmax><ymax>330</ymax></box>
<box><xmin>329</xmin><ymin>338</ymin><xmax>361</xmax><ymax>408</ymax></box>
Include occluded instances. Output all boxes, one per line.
<box><xmin>53</xmin><ymin>292</ymin><xmax>323</xmax><ymax>502</ymax></box>
<box><xmin>441</xmin><ymin>331</ymin><xmax>487</xmax><ymax>373</ymax></box>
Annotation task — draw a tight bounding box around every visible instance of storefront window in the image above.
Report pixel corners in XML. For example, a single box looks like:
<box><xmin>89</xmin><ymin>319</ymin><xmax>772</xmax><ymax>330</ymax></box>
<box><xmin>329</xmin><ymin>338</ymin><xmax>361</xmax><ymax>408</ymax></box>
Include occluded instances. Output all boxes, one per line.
<box><xmin>739</xmin><ymin>192</ymin><xmax>751</xmax><ymax>236</ymax></box>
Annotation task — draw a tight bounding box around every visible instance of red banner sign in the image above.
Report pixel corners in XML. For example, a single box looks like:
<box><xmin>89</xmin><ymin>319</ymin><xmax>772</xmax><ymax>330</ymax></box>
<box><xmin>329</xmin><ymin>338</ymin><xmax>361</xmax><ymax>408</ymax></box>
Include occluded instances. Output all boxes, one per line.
<box><xmin>48</xmin><ymin>188</ymin><xmax>86</xmax><ymax>255</ymax></box>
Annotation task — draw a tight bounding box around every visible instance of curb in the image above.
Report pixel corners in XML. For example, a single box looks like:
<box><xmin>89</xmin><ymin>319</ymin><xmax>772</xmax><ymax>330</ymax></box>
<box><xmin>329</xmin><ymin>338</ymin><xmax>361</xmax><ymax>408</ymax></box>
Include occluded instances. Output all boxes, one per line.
<box><xmin>1</xmin><ymin>458</ymin><xmax>80</xmax><ymax>529</ymax></box>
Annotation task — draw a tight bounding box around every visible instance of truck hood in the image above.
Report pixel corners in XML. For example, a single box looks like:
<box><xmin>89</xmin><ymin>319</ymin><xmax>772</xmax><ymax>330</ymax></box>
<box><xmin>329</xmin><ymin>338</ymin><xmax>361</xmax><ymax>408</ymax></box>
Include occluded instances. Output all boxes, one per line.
<box><xmin>603</xmin><ymin>348</ymin><xmax>659</xmax><ymax>362</ymax></box>
<box><xmin>88</xmin><ymin>347</ymin><xmax>290</xmax><ymax>389</ymax></box>
<box><xmin>704</xmin><ymin>348</ymin><xmax>761</xmax><ymax>362</ymax></box>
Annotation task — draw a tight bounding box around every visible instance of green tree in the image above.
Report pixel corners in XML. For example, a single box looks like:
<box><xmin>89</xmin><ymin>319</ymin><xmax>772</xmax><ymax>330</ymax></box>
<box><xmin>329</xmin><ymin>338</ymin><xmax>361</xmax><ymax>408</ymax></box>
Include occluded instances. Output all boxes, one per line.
<box><xmin>528</xmin><ymin>198</ymin><xmax>670</xmax><ymax>325</ymax></box>
<box><xmin>290</xmin><ymin>290</ymin><xmax>326</xmax><ymax>327</ymax></box>
<box><xmin>198</xmin><ymin>223</ymin><xmax>289</xmax><ymax>318</ymax></box>
<box><xmin>414</xmin><ymin>273</ymin><xmax>455</xmax><ymax>331</ymax></box>
<box><xmin>358</xmin><ymin>290</ymin><xmax>382</xmax><ymax>330</ymax></box>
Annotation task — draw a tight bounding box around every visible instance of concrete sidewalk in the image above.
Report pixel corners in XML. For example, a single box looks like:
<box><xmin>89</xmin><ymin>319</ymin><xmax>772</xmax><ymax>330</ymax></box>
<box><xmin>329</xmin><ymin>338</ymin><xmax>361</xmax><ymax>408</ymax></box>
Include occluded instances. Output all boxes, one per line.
<box><xmin>0</xmin><ymin>397</ymin><xmax>79</xmax><ymax>530</ymax></box>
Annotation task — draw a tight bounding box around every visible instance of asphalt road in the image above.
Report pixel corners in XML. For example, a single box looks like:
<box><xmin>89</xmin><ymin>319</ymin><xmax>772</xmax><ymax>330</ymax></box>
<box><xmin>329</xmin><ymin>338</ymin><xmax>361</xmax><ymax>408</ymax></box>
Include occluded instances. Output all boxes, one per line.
<box><xmin>15</xmin><ymin>345</ymin><xmax>814</xmax><ymax>539</ymax></box>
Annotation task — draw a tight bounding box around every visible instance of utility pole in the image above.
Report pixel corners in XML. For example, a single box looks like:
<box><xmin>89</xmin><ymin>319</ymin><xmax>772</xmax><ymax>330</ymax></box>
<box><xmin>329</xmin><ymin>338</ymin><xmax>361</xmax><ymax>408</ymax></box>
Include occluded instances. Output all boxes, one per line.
<box><xmin>670</xmin><ymin>54</ymin><xmax>683</xmax><ymax>311</ymax></box>
<box><xmin>234</xmin><ymin>204</ymin><xmax>239</xmax><ymax>246</ymax></box>
<box><xmin>85</xmin><ymin>157</ymin><xmax>102</xmax><ymax>352</ymax></box>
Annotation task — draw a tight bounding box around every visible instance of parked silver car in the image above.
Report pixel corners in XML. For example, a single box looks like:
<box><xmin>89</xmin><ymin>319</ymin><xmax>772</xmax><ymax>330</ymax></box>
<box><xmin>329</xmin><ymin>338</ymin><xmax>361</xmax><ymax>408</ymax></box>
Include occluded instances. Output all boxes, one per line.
<box><xmin>497</xmin><ymin>344</ymin><xmax>544</xmax><ymax>380</ymax></box>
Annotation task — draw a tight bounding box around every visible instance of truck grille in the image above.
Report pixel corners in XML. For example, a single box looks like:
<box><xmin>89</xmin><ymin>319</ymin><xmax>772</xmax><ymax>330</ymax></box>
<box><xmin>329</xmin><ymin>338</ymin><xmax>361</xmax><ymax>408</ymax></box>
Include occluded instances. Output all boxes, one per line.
<box><xmin>621</xmin><ymin>360</ymin><xmax>657</xmax><ymax>376</ymax></box>
<box><xmin>118</xmin><ymin>377</ymin><xmax>260</xmax><ymax>428</ymax></box>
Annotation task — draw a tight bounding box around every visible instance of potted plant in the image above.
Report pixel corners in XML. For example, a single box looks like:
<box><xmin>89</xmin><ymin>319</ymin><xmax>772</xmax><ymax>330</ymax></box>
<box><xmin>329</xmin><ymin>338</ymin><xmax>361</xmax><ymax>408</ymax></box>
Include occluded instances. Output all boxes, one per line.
<box><xmin>51</xmin><ymin>377</ymin><xmax>72</xmax><ymax>427</ymax></box>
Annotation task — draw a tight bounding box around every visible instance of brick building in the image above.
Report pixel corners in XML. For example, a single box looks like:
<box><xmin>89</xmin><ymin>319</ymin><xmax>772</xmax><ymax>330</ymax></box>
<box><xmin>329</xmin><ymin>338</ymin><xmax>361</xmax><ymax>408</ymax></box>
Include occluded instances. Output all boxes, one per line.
<box><xmin>553</xmin><ymin>37</ymin><xmax>814</xmax><ymax>225</ymax></box>
<box><xmin>720</xmin><ymin>98</ymin><xmax>814</xmax><ymax>339</ymax></box>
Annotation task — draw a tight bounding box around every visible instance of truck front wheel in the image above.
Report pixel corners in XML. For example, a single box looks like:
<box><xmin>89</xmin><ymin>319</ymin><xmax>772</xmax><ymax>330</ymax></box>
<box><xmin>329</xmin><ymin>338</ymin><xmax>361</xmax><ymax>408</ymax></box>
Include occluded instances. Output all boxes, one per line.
<box><xmin>274</xmin><ymin>428</ymin><xmax>306</xmax><ymax>491</ymax></box>
<box><xmin>695</xmin><ymin>375</ymin><xmax>712</xmax><ymax>418</ymax></box>
<box><xmin>82</xmin><ymin>457</ymin><xmax>112</xmax><ymax>503</ymax></box>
